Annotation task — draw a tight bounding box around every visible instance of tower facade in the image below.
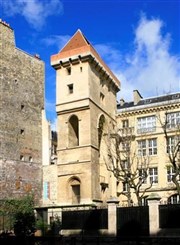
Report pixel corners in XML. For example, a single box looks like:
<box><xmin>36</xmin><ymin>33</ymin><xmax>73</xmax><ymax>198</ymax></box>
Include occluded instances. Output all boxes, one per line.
<box><xmin>51</xmin><ymin>30</ymin><xmax>120</xmax><ymax>206</ymax></box>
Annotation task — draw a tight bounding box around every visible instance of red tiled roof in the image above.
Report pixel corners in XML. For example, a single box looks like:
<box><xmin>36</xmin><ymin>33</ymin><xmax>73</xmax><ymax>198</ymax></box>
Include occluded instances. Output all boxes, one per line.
<box><xmin>51</xmin><ymin>30</ymin><xmax>120</xmax><ymax>87</ymax></box>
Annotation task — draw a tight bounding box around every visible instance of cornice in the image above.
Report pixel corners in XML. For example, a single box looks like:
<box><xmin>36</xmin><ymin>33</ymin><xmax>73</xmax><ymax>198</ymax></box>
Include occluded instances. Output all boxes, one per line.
<box><xmin>51</xmin><ymin>51</ymin><xmax>120</xmax><ymax>92</ymax></box>
<box><xmin>117</xmin><ymin>102</ymin><xmax>180</xmax><ymax>118</ymax></box>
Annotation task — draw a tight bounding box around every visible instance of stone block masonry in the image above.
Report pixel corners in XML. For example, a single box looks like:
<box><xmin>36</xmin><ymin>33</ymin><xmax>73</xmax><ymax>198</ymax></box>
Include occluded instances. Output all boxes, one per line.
<box><xmin>0</xmin><ymin>20</ymin><xmax>44</xmax><ymax>204</ymax></box>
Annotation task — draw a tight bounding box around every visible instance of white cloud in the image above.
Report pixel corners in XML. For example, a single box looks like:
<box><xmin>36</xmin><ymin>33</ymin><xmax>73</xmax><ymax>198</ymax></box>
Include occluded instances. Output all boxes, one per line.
<box><xmin>96</xmin><ymin>16</ymin><xmax>180</xmax><ymax>102</ymax></box>
<box><xmin>42</xmin><ymin>35</ymin><xmax>71</xmax><ymax>51</ymax></box>
<box><xmin>2</xmin><ymin>0</ymin><xmax>63</xmax><ymax>29</ymax></box>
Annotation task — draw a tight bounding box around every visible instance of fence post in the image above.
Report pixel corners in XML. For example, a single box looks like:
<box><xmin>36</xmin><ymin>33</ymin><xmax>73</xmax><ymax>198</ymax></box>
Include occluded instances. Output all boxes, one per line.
<box><xmin>147</xmin><ymin>193</ymin><xmax>161</xmax><ymax>235</ymax></box>
<box><xmin>107</xmin><ymin>197</ymin><xmax>119</xmax><ymax>236</ymax></box>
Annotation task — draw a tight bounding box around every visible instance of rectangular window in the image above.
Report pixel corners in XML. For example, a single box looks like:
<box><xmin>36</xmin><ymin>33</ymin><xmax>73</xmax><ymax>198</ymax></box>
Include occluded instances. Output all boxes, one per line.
<box><xmin>148</xmin><ymin>138</ymin><xmax>157</xmax><ymax>155</ymax></box>
<box><xmin>72</xmin><ymin>185</ymin><xmax>80</xmax><ymax>204</ymax></box>
<box><xmin>122</xmin><ymin>142</ymin><xmax>130</xmax><ymax>152</ymax></box>
<box><xmin>137</xmin><ymin>116</ymin><xmax>156</xmax><ymax>134</ymax></box>
<box><xmin>167</xmin><ymin>166</ymin><xmax>174</xmax><ymax>182</ymax></box>
<box><xmin>167</xmin><ymin>111</ymin><xmax>180</xmax><ymax>128</ymax></box>
<box><xmin>167</xmin><ymin>166</ymin><xmax>180</xmax><ymax>182</ymax></box>
<box><xmin>122</xmin><ymin>119</ymin><xmax>129</xmax><ymax>128</ymax></box>
<box><xmin>139</xmin><ymin>169</ymin><xmax>147</xmax><ymax>184</ymax></box>
<box><xmin>167</xmin><ymin>136</ymin><xmax>180</xmax><ymax>154</ymax></box>
<box><xmin>149</xmin><ymin>167</ymin><xmax>158</xmax><ymax>183</ymax></box>
<box><xmin>138</xmin><ymin>140</ymin><xmax>146</xmax><ymax>156</ymax></box>
<box><xmin>122</xmin><ymin>182</ymin><xmax>128</xmax><ymax>192</ymax></box>
<box><xmin>138</xmin><ymin>139</ymin><xmax>157</xmax><ymax>156</ymax></box>
<box><xmin>43</xmin><ymin>181</ymin><xmax>50</xmax><ymax>200</ymax></box>
<box><xmin>68</xmin><ymin>84</ymin><xmax>73</xmax><ymax>94</ymax></box>
<box><xmin>121</xmin><ymin>160</ymin><xmax>128</xmax><ymax>169</ymax></box>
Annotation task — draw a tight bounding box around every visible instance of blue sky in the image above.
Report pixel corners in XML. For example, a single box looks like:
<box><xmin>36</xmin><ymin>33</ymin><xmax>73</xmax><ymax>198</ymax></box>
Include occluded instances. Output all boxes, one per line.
<box><xmin>1</xmin><ymin>0</ymin><xmax>180</xmax><ymax>129</ymax></box>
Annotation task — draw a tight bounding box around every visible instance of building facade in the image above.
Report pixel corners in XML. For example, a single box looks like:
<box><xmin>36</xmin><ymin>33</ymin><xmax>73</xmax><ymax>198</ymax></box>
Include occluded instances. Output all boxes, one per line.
<box><xmin>117</xmin><ymin>90</ymin><xmax>180</xmax><ymax>206</ymax></box>
<box><xmin>0</xmin><ymin>20</ymin><xmax>45</xmax><ymax>204</ymax></box>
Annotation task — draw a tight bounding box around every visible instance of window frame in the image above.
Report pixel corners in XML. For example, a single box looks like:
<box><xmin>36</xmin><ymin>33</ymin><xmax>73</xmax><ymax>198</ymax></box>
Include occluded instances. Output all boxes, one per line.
<box><xmin>137</xmin><ymin>116</ymin><xmax>156</xmax><ymax>134</ymax></box>
<box><xmin>149</xmin><ymin>167</ymin><xmax>158</xmax><ymax>184</ymax></box>
<box><xmin>167</xmin><ymin>111</ymin><xmax>180</xmax><ymax>129</ymax></box>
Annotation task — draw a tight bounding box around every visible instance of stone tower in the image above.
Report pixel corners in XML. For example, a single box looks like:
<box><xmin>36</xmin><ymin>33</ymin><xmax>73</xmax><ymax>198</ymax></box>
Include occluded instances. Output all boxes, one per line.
<box><xmin>0</xmin><ymin>20</ymin><xmax>44</xmax><ymax>204</ymax></box>
<box><xmin>51</xmin><ymin>30</ymin><xmax>120</xmax><ymax>206</ymax></box>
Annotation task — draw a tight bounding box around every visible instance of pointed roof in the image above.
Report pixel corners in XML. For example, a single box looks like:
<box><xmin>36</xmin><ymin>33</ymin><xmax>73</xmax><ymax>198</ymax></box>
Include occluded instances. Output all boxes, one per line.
<box><xmin>60</xmin><ymin>29</ymin><xmax>90</xmax><ymax>53</ymax></box>
<box><xmin>51</xmin><ymin>29</ymin><xmax>120</xmax><ymax>89</ymax></box>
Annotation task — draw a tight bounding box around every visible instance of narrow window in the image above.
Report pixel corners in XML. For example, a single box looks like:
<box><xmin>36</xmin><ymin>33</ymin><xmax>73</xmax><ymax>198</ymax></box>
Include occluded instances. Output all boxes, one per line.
<box><xmin>29</xmin><ymin>156</ymin><xmax>33</xmax><ymax>162</ymax></box>
<box><xmin>149</xmin><ymin>167</ymin><xmax>158</xmax><ymax>184</ymax></box>
<box><xmin>80</xmin><ymin>67</ymin><xmax>82</xmax><ymax>72</ymax></box>
<box><xmin>122</xmin><ymin>119</ymin><xmax>129</xmax><ymax>128</ymax></box>
<box><xmin>68</xmin><ymin>115</ymin><xmax>79</xmax><ymax>147</ymax></box>
<box><xmin>98</xmin><ymin>115</ymin><xmax>105</xmax><ymax>149</ymax></box>
<box><xmin>122</xmin><ymin>182</ymin><xmax>128</xmax><ymax>192</ymax></box>
<box><xmin>21</xmin><ymin>104</ymin><xmax>25</xmax><ymax>110</ymax></box>
<box><xmin>20</xmin><ymin>155</ymin><xmax>24</xmax><ymax>161</ymax></box>
<box><xmin>70</xmin><ymin>178</ymin><xmax>81</xmax><ymax>204</ymax></box>
<box><xmin>43</xmin><ymin>181</ymin><xmax>50</xmax><ymax>200</ymax></box>
<box><xmin>100</xmin><ymin>92</ymin><xmax>105</xmax><ymax>104</ymax></box>
<box><xmin>72</xmin><ymin>185</ymin><xmax>80</xmax><ymax>204</ymax></box>
<box><xmin>20</xmin><ymin>129</ymin><xmax>25</xmax><ymax>135</ymax></box>
<box><xmin>68</xmin><ymin>84</ymin><xmax>73</xmax><ymax>94</ymax></box>
<box><xmin>66</xmin><ymin>67</ymin><xmax>71</xmax><ymax>75</ymax></box>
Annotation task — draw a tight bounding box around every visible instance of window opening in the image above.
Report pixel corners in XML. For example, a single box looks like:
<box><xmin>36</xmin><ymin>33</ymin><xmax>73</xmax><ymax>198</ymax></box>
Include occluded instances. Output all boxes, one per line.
<box><xmin>72</xmin><ymin>185</ymin><xmax>80</xmax><ymax>204</ymax></box>
<box><xmin>20</xmin><ymin>129</ymin><xmax>25</xmax><ymax>135</ymax></box>
<box><xmin>68</xmin><ymin>115</ymin><xmax>79</xmax><ymax>147</ymax></box>
<box><xmin>149</xmin><ymin>167</ymin><xmax>158</xmax><ymax>183</ymax></box>
<box><xmin>20</xmin><ymin>155</ymin><xmax>24</xmax><ymax>161</ymax></box>
<box><xmin>98</xmin><ymin>115</ymin><xmax>105</xmax><ymax>149</ymax></box>
<box><xmin>21</xmin><ymin>104</ymin><xmax>25</xmax><ymax>110</ymax></box>
<box><xmin>68</xmin><ymin>84</ymin><xmax>73</xmax><ymax>94</ymax></box>
<box><xmin>66</xmin><ymin>67</ymin><xmax>71</xmax><ymax>75</ymax></box>
<box><xmin>137</xmin><ymin>116</ymin><xmax>156</xmax><ymax>134</ymax></box>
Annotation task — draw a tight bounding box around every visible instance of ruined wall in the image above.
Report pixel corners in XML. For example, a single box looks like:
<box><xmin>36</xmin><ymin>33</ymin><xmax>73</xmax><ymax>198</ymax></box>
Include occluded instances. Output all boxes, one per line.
<box><xmin>0</xmin><ymin>20</ymin><xmax>44</xmax><ymax>204</ymax></box>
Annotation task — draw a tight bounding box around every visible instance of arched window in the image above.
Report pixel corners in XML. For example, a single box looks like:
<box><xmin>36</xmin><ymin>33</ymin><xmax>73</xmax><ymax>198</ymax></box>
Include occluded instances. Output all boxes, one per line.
<box><xmin>68</xmin><ymin>115</ymin><xmax>79</xmax><ymax>147</ymax></box>
<box><xmin>69</xmin><ymin>178</ymin><xmax>81</xmax><ymax>204</ymax></box>
<box><xmin>98</xmin><ymin>114</ymin><xmax>105</xmax><ymax>149</ymax></box>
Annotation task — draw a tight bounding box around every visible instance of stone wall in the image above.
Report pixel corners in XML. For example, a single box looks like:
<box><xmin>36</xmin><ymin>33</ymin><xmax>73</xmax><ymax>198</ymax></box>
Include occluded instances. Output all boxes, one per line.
<box><xmin>0</xmin><ymin>20</ymin><xmax>44</xmax><ymax>204</ymax></box>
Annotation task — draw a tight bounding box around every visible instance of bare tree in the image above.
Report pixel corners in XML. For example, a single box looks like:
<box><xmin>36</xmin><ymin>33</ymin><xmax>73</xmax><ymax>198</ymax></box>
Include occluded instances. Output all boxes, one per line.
<box><xmin>159</xmin><ymin>111</ymin><xmax>180</xmax><ymax>201</ymax></box>
<box><xmin>103</xmin><ymin>123</ymin><xmax>152</xmax><ymax>206</ymax></box>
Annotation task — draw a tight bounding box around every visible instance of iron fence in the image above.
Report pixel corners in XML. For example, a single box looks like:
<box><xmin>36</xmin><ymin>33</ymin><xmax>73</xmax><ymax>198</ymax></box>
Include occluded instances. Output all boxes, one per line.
<box><xmin>62</xmin><ymin>208</ymin><xmax>108</xmax><ymax>231</ymax></box>
<box><xmin>117</xmin><ymin>206</ymin><xmax>149</xmax><ymax>236</ymax></box>
<box><xmin>159</xmin><ymin>204</ymin><xmax>180</xmax><ymax>228</ymax></box>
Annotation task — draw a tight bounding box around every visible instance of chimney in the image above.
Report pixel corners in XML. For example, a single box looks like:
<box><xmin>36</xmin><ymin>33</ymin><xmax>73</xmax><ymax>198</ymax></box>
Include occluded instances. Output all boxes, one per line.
<box><xmin>133</xmin><ymin>90</ymin><xmax>142</xmax><ymax>105</ymax></box>
<box><xmin>120</xmin><ymin>98</ymin><xmax>125</xmax><ymax>106</ymax></box>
